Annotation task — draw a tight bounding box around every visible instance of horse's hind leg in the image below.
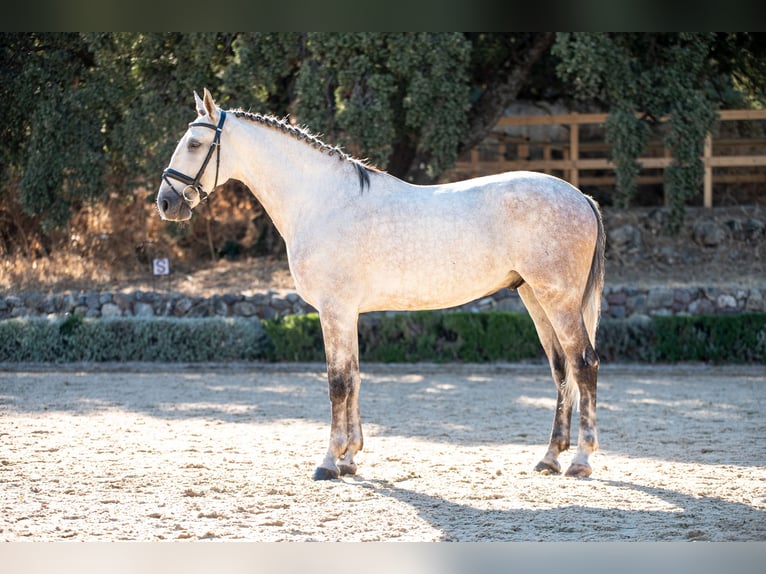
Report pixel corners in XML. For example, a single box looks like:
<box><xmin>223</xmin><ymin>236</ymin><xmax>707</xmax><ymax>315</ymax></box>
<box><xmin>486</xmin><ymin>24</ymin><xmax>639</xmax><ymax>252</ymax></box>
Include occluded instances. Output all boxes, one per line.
<box><xmin>546</xmin><ymin>310</ymin><xmax>599</xmax><ymax>477</ymax></box>
<box><xmin>518</xmin><ymin>284</ymin><xmax>572</xmax><ymax>475</ymax></box>
<box><xmin>313</xmin><ymin>309</ymin><xmax>364</xmax><ymax>480</ymax></box>
<box><xmin>522</xmin><ymin>284</ymin><xmax>600</xmax><ymax>477</ymax></box>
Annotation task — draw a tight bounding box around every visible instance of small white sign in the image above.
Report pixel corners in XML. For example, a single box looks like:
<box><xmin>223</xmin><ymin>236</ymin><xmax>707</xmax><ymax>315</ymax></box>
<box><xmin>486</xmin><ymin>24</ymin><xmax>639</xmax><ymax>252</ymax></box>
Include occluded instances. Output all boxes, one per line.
<box><xmin>152</xmin><ymin>258</ymin><xmax>170</xmax><ymax>276</ymax></box>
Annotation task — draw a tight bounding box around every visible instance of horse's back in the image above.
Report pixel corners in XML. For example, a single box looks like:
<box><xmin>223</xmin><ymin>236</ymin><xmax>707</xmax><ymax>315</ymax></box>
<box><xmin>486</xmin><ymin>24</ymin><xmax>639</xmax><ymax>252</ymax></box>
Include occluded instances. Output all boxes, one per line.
<box><xmin>290</xmin><ymin>170</ymin><xmax>600</xmax><ymax>313</ymax></box>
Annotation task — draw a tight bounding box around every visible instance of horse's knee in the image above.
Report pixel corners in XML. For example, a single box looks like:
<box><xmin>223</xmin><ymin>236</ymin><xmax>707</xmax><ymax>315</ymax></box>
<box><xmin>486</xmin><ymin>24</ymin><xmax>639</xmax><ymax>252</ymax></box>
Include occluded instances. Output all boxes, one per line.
<box><xmin>328</xmin><ymin>373</ymin><xmax>350</xmax><ymax>402</ymax></box>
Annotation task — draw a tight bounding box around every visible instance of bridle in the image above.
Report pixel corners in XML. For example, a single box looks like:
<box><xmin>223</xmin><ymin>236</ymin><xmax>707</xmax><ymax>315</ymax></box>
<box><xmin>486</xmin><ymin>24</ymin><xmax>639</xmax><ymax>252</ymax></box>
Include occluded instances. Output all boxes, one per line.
<box><xmin>162</xmin><ymin>110</ymin><xmax>227</xmax><ymax>206</ymax></box>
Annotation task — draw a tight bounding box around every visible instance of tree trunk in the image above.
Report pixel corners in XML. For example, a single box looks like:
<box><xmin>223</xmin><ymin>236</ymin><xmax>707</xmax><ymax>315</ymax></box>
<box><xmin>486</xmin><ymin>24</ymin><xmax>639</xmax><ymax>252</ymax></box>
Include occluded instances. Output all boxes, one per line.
<box><xmin>398</xmin><ymin>33</ymin><xmax>556</xmax><ymax>184</ymax></box>
<box><xmin>458</xmin><ymin>33</ymin><xmax>556</xmax><ymax>157</ymax></box>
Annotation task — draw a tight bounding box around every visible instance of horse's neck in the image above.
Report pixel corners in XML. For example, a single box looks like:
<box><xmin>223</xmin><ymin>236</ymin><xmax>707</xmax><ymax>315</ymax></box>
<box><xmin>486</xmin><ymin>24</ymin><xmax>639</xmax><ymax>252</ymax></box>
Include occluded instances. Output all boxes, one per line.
<box><xmin>228</xmin><ymin>119</ymin><xmax>357</xmax><ymax>242</ymax></box>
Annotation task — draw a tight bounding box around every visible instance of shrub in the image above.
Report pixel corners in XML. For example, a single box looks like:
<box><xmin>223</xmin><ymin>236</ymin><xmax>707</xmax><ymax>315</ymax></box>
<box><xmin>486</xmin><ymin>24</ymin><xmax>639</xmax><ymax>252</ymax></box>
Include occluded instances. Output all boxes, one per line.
<box><xmin>0</xmin><ymin>312</ymin><xmax>764</xmax><ymax>364</ymax></box>
<box><xmin>653</xmin><ymin>313</ymin><xmax>766</xmax><ymax>363</ymax></box>
<box><xmin>596</xmin><ymin>316</ymin><xmax>657</xmax><ymax>363</ymax></box>
<box><xmin>262</xmin><ymin>313</ymin><xmax>324</xmax><ymax>362</ymax></box>
<box><xmin>359</xmin><ymin>312</ymin><xmax>445</xmax><ymax>362</ymax></box>
<box><xmin>0</xmin><ymin>317</ymin><xmax>270</xmax><ymax>363</ymax></box>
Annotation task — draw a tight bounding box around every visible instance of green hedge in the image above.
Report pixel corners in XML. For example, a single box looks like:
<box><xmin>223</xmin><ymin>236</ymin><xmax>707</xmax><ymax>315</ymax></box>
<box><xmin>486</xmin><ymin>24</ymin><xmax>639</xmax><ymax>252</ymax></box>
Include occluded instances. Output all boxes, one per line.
<box><xmin>0</xmin><ymin>315</ymin><xmax>271</xmax><ymax>363</ymax></box>
<box><xmin>264</xmin><ymin>312</ymin><xmax>766</xmax><ymax>364</ymax></box>
<box><xmin>262</xmin><ymin>311</ymin><xmax>543</xmax><ymax>363</ymax></box>
<box><xmin>652</xmin><ymin>314</ymin><xmax>766</xmax><ymax>363</ymax></box>
<box><xmin>0</xmin><ymin>312</ymin><xmax>764</xmax><ymax>364</ymax></box>
<box><xmin>356</xmin><ymin>311</ymin><xmax>542</xmax><ymax>362</ymax></box>
<box><xmin>261</xmin><ymin>313</ymin><xmax>325</xmax><ymax>362</ymax></box>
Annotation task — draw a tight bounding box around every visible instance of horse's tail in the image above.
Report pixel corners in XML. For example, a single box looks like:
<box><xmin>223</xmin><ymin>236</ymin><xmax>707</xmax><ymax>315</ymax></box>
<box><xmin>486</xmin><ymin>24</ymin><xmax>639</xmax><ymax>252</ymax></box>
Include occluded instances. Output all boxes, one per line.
<box><xmin>582</xmin><ymin>195</ymin><xmax>605</xmax><ymax>350</ymax></box>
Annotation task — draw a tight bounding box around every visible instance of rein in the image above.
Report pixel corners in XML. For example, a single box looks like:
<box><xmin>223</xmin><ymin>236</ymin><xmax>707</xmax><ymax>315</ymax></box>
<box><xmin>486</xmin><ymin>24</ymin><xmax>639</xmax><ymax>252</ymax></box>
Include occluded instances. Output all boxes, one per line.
<box><xmin>162</xmin><ymin>110</ymin><xmax>227</xmax><ymax>206</ymax></box>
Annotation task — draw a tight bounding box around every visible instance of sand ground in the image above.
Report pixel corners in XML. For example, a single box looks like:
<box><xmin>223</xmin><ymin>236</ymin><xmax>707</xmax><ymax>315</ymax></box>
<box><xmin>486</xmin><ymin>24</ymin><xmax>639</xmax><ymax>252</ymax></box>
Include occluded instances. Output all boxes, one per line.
<box><xmin>1</xmin><ymin>362</ymin><xmax>764</xmax><ymax>542</ymax></box>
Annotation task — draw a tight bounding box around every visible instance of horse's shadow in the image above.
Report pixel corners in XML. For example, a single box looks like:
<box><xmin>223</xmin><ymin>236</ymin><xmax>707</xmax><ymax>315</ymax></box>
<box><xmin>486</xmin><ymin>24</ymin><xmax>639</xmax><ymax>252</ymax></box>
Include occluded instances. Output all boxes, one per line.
<box><xmin>3</xmin><ymin>364</ymin><xmax>764</xmax><ymax>470</ymax></box>
<box><xmin>344</xmin><ymin>475</ymin><xmax>766</xmax><ymax>542</ymax></box>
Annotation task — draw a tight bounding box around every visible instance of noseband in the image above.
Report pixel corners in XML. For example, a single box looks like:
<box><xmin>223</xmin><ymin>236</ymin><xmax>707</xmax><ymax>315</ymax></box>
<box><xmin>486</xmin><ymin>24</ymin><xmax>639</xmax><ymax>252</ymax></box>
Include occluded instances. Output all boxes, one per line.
<box><xmin>162</xmin><ymin>110</ymin><xmax>226</xmax><ymax>206</ymax></box>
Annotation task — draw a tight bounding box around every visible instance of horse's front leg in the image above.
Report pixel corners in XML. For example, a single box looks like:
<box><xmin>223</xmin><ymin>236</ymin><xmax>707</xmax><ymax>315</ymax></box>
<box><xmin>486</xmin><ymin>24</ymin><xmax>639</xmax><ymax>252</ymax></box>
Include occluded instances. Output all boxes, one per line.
<box><xmin>313</xmin><ymin>310</ymin><xmax>363</xmax><ymax>481</ymax></box>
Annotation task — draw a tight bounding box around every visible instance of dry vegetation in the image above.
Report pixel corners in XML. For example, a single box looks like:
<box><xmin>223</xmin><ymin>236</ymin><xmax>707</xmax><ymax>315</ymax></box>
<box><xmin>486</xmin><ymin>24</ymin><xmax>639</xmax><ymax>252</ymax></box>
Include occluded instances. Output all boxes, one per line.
<box><xmin>0</xmin><ymin>182</ymin><xmax>293</xmax><ymax>296</ymax></box>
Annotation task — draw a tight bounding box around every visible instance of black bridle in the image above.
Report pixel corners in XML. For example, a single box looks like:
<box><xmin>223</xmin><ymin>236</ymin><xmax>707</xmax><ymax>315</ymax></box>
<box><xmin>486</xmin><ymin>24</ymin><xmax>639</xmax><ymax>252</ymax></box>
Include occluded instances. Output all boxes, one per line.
<box><xmin>162</xmin><ymin>110</ymin><xmax>227</xmax><ymax>206</ymax></box>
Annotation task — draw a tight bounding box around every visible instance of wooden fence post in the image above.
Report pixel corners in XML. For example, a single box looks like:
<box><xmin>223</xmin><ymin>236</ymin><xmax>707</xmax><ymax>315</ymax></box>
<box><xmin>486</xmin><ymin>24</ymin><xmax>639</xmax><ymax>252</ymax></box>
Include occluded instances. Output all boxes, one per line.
<box><xmin>704</xmin><ymin>132</ymin><xmax>713</xmax><ymax>208</ymax></box>
<box><xmin>569</xmin><ymin>114</ymin><xmax>579</xmax><ymax>187</ymax></box>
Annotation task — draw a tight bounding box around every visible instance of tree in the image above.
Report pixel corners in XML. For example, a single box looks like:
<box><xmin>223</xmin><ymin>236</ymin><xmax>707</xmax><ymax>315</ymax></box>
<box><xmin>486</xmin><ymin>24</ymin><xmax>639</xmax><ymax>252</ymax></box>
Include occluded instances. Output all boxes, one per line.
<box><xmin>710</xmin><ymin>32</ymin><xmax>766</xmax><ymax>107</ymax></box>
<box><xmin>458</xmin><ymin>33</ymin><xmax>556</xmax><ymax>156</ymax></box>
<box><xmin>553</xmin><ymin>32</ymin><xmax>765</xmax><ymax>233</ymax></box>
<box><xmin>1</xmin><ymin>33</ymin><xmax>102</xmax><ymax>230</ymax></box>
<box><xmin>0</xmin><ymin>32</ymin><xmax>555</xmax><ymax>239</ymax></box>
<box><xmin>0</xmin><ymin>33</ymin><xmax>233</xmax><ymax>232</ymax></box>
<box><xmin>222</xmin><ymin>32</ymin><xmax>554</xmax><ymax>183</ymax></box>
<box><xmin>3</xmin><ymin>32</ymin><xmax>762</xmax><ymax>248</ymax></box>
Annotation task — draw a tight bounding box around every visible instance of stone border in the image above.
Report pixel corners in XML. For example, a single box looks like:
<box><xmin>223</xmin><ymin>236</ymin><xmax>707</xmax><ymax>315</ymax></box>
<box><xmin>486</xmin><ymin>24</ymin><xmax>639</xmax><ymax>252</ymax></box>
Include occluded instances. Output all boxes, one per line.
<box><xmin>1</xmin><ymin>284</ymin><xmax>764</xmax><ymax>321</ymax></box>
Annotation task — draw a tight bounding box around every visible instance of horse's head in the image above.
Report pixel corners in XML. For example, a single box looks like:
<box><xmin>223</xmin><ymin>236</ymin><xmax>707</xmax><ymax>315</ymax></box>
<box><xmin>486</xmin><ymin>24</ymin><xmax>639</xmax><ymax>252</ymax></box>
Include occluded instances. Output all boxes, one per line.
<box><xmin>156</xmin><ymin>89</ymin><xmax>227</xmax><ymax>221</ymax></box>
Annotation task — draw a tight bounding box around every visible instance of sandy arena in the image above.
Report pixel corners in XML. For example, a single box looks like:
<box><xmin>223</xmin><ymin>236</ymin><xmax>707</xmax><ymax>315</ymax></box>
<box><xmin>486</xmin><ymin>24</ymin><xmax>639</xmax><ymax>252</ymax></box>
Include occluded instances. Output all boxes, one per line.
<box><xmin>1</xmin><ymin>362</ymin><xmax>764</xmax><ymax>542</ymax></box>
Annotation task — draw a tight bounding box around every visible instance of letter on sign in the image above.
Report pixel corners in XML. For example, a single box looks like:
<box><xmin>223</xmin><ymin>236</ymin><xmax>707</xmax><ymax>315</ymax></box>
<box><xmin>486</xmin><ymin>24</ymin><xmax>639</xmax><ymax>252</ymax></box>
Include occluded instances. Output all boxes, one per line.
<box><xmin>152</xmin><ymin>258</ymin><xmax>170</xmax><ymax>276</ymax></box>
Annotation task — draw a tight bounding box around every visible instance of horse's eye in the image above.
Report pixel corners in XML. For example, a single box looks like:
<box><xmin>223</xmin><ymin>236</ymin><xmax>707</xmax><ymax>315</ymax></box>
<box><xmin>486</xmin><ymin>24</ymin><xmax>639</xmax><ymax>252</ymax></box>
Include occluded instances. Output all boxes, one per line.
<box><xmin>188</xmin><ymin>139</ymin><xmax>202</xmax><ymax>150</ymax></box>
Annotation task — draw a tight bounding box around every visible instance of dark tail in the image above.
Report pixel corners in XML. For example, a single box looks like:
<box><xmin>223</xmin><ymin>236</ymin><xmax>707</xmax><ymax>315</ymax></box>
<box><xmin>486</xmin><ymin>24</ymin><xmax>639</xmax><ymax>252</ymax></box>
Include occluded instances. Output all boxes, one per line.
<box><xmin>582</xmin><ymin>195</ymin><xmax>605</xmax><ymax>349</ymax></box>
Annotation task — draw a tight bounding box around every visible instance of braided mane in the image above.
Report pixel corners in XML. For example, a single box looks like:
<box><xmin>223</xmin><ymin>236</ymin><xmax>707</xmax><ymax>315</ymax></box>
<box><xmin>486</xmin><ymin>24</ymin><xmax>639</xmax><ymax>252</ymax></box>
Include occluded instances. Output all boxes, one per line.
<box><xmin>231</xmin><ymin>110</ymin><xmax>373</xmax><ymax>191</ymax></box>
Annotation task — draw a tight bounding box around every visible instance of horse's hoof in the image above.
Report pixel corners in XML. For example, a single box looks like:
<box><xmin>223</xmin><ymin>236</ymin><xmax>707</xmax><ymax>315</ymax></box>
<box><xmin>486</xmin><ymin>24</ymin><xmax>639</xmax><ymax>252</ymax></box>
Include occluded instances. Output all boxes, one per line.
<box><xmin>338</xmin><ymin>462</ymin><xmax>357</xmax><ymax>476</ymax></box>
<box><xmin>534</xmin><ymin>460</ymin><xmax>561</xmax><ymax>475</ymax></box>
<box><xmin>564</xmin><ymin>463</ymin><xmax>592</xmax><ymax>478</ymax></box>
<box><xmin>313</xmin><ymin>466</ymin><xmax>340</xmax><ymax>481</ymax></box>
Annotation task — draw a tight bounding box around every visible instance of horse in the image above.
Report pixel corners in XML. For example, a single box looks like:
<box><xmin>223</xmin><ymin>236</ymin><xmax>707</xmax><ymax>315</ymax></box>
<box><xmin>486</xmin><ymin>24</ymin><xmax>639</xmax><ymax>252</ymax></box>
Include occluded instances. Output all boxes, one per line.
<box><xmin>157</xmin><ymin>89</ymin><xmax>605</xmax><ymax>480</ymax></box>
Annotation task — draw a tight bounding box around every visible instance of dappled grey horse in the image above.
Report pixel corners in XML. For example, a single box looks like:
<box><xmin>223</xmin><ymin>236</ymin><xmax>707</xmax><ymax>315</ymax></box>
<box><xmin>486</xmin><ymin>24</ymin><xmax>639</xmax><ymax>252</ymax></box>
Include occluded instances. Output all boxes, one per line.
<box><xmin>157</xmin><ymin>89</ymin><xmax>605</xmax><ymax>479</ymax></box>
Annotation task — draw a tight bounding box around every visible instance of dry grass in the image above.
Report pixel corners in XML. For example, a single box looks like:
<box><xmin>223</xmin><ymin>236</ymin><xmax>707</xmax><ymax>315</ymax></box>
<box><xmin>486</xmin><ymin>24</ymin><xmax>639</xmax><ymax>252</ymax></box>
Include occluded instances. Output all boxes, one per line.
<box><xmin>0</xmin><ymin>251</ymin><xmax>141</xmax><ymax>295</ymax></box>
<box><xmin>0</xmin><ymin>251</ymin><xmax>295</xmax><ymax>296</ymax></box>
<box><xmin>0</xmin><ymin>183</ymin><xmax>295</xmax><ymax>296</ymax></box>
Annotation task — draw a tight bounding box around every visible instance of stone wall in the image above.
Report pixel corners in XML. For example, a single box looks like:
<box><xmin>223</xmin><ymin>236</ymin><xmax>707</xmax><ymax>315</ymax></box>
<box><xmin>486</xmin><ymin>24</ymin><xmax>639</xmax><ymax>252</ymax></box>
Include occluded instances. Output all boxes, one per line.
<box><xmin>2</xmin><ymin>283</ymin><xmax>765</xmax><ymax>321</ymax></box>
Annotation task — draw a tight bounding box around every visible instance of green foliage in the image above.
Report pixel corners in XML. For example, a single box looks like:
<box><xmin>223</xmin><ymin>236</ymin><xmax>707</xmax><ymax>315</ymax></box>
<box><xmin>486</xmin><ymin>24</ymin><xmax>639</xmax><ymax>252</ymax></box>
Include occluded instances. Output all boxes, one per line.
<box><xmin>261</xmin><ymin>313</ymin><xmax>325</xmax><ymax>362</ymax></box>
<box><xmin>58</xmin><ymin>313</ymin><xmax>84</xmax><ymax>336</ymax></box>
<box><xmin>712</xmin><ymin>33</ymin><xmax>766</xmax><ymax>107</ymax></box>
<box><xmin>662</xmin><ymin>91</ymin><xmax>718</xmax><ymax>233</ymax></box>
<box><xmin>223</xmin><ymin>32</ymin><xmax>475</xmax><ymax>180</ymax></box>
<box><xmin>0</xmin><ymin>32</ymin><xmax>474</xmax><ymax>234</ymax></box>
<box><xmin>0</xmin><ymin>317</ymin><xmax>63</xmax><ymax>362</ymax></box>
<box><xmin>361</xmin><ymin>312</ymin><xmax>540</xmax><ymax>363</ymax></box>
<box><xmin>85</xmin><ymin>33</ymin><xmax>234</xmax><ymax>188</ymax></box>
<box><xmin>442</xmin><ymin>312</ymin><xmax>541</xmax><ymax>362</ymax></box>
<box><xmin>596</xmin><ymin>316</ymin><xmax>656</xmax><ymax>363</ymax></box>
<box><xmin>0</xmin><ymin>312</ymin><xmax>764</xmax><ymax>364</ymax></box>
<box><xmin>2</xmin><ymin>33</ymin><xmax>105</xmax><ymax>230</ymax></box>
<box><xmin>2</xmin><ymin>32</ymin><xmax>764</xmax><ymax>243</ymax></box>
<box><xmin>266</xmin><ymin>311</ymin><xmax>543</xmax><ymax>363</ymax></box>
<box><xmin>653</xmin><ymin>313</ymin><xmax>766</xmax><ymax>363</ymax></box>
<box><xmin>604</xmin><ymin>108</ymin><xmax>651</xmax><ymax>208</ymax></box>
<box><xmin>359</xmin><ymin>312</ymin><xmax>445</xmax><ymax>362</ymax></box>
<box><xmin>0</xmin><ymin>316</ymin><xmax>270</xmax><ymax>362</ymax></box>
<box><xmin>553</xmin><ymin>33</ymin><xmax>721</xmax><ymax>232</ymax></box>
<box><xmin>222</xmin><ymin>32</ymin><xmax>302</xmax><ymax>113</ymax></box>
<box><xmin>292</xmin><ymin>33</ymin><xmax>472</xmax><ymax>179</ymax></box>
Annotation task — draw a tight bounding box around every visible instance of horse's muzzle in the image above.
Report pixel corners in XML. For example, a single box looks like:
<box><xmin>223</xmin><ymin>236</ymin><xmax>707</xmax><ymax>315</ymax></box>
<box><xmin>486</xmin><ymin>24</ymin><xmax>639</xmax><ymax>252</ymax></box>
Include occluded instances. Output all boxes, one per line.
<box><xmin>156</xmin><ymin>186</ymin><xmax>192</xmax><ymax>221</ymax></box>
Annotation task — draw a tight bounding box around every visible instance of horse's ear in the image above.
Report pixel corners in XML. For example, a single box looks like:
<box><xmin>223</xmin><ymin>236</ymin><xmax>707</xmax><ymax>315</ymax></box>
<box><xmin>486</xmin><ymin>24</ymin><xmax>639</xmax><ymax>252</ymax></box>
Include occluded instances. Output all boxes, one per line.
<box><xmin>193</xmin><ymin>91</ymin><xmax>206</xmax><ymax>117</ymax></box>
<box><xmin>202</xmin><ymin>88</ymin><xmax>218</xmax><ymax>122</ymax></box>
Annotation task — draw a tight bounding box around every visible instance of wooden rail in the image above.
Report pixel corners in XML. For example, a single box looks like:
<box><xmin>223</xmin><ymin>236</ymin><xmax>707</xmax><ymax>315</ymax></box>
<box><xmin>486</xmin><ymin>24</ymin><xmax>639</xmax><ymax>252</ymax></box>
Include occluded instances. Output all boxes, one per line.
<box><xmin>449</xmin><ymin>109</ymin><xmax>766</xmax><ymax>207</ymax></box>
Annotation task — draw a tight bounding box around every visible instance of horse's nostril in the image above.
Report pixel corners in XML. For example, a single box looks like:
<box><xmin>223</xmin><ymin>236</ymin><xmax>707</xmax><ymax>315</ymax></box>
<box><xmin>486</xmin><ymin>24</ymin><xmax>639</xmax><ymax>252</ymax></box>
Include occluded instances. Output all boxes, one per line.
<box><xmin>161</xmin><ymin>199</ymin><xmax>170</xmax><ymax>213</ymax></box>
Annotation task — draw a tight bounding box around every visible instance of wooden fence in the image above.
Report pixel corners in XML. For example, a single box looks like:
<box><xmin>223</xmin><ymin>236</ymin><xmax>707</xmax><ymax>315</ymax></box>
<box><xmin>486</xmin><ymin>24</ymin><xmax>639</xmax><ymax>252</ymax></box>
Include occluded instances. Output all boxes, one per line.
<box><xmin>449</xmin><ymin>109</ymin><xmax>766</xmax><ymax>207</ymax></box>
